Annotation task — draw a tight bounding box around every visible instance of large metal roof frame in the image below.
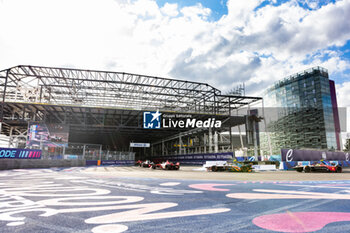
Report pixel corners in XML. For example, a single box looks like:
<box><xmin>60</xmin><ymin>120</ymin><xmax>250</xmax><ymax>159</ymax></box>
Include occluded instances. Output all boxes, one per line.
<box><xmin>0</xmin><ymin>65</ymin><xmax>261</xmax><ymax>115</ymax></box>
<box><xmin>0</xmin><ymin>65</ymin><xmax>262</xmax><ymax>144</ymax></box>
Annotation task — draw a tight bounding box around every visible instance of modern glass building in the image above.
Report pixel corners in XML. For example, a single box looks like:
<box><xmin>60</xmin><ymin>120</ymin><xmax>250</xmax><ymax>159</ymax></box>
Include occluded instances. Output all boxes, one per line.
<box><xmin>261</xmin><ymin>66</ymin><xmax>341</xmax><ymax>155</ymax></box>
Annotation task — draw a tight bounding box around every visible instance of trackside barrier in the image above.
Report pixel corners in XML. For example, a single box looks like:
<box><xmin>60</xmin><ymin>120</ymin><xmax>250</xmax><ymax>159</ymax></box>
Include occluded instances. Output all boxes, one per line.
<box><xmin>153</xmin><ymin>152</ymin><xmax>234</xmax><ymax>165</ymax></box>
<box><xmin>280</xmin><ymin>161</ymin><xmax>350</xmax><ymax>170</ymax></box>
<box><xmin>0</xmin><ymin>159</ymin><xmax>85</xmax><ymax>170</ymax></box>
<box><xmin>86</xmin><ymin>160</ymin><xmax>135</xmax><ymax>166</ymax></box>
<box><xmin>281</xmin><ymin>149</ymin><xmax>350</xmax><ymax>161</ymax></box>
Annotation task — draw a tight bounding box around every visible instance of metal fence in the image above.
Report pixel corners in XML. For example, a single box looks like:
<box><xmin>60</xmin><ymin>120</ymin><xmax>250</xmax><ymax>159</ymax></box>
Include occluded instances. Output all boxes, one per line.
<box><xmin>40</xmin><ymin>142</ymin><xmax>135</xmax><ymax>161</ymax></box>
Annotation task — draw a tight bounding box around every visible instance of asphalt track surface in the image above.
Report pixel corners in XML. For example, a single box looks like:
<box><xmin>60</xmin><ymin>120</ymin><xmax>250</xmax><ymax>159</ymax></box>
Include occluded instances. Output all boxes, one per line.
<box><xmin>1</xmin><ymin>166</ymin><xmax>350</xmax><ymax>233</ymax></box>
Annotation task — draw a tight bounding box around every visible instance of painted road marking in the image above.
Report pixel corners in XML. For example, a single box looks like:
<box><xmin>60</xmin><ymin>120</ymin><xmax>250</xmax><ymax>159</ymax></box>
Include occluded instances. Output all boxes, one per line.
<box><xmin>226</xmin><ymin>189</ymin><xmax>350</xmax><ymax>200</ymax></box>
<box><xmin>159</xmin><ymin>182</ymin><xmax>180</xmax><ymax>186</ymax></box>
<box><xmin>253</xmin><ymin>212</ymin><xmax>350</xmax><ymax>233</ymax></box>
<box><xmin>189</xmin><ymin>183</ymin><xmax>236</xmax><ymax>191</ymax></box>
<box><xmin>2</xmin><ymin>168</ymin><xmax>350</xmax><ymax>233</ymax></box>
<box><xmin>92</xmin><ymin>224</ymin><xmax>128</xmax><ymax>233</ymax></box>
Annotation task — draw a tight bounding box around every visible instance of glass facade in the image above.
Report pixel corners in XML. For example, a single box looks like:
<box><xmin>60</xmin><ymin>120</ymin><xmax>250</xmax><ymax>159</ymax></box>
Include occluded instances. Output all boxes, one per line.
<box><xmin>261</xmin><ymin>67</ymin><xmax>339</xmax><ymax>155</ymax></box>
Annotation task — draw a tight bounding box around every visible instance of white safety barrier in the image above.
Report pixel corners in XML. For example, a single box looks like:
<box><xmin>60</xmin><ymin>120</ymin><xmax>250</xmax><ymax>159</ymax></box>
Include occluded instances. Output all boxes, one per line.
<box><xmin>252</xmin><ymin>165</ymin><xmax>277</xmax><ymax>171</ymax></box>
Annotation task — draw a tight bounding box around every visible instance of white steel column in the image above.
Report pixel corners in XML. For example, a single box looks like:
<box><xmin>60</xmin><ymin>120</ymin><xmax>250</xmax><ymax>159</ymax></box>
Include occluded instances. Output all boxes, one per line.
<box><xmin>208</xmin><ymin>127</ymin><xmax>213</xmax><ymax>153</ymax></box>
<box><xmin>214</xmin><ymin>131</ymin><xmax>218</xmax><ymax>153</ymax></box>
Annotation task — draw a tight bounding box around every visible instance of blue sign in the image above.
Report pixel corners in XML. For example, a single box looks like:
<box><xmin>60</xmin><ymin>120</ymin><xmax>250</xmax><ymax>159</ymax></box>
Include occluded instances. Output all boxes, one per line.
<box><xmin>86</xmin><ymin>160</ymin><xmax>134</xmax><ymax>166</ymax></box>
<box><xmin>0</xmin><ymin>148</ymin><xmax>42</xmax><ymax>159</ymax></box>
<box><xmin>143</xmin><ymin>111</ymin><xmax>161</xmax><ymax>129</ymax></box>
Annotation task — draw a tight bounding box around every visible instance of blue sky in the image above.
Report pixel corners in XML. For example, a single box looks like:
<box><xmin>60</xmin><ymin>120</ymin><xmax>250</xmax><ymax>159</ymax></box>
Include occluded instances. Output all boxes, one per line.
<box><xmin>155</xmin><ymin>0</ymin><xmax>350</xmax><ymax>85</ymax></box>
<box><xmin>156</xmin><ymin>0</ymin><xmax>229</xmax><ymax>20</ymax></box>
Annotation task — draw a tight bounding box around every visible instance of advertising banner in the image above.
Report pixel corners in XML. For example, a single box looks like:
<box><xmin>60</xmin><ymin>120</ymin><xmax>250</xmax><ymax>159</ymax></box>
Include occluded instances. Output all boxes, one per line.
<box><xmin>0</xmin><ymin>148</ymin><xmax>41</xmax><ymax>159</ymax></box>
<box><xmin>86</xmin><ymin>160</ymin><xmax>135</xmax><ymax>166</ymax></box>
<box><xmin>281</xmin><ymin>149</ymin><xmax>350</xmax><ymax>161</ymax></box>
<box><xmin>153</xmin><ymin>152</ymin><xmax>234</xmax><ymax>165</ymax></box>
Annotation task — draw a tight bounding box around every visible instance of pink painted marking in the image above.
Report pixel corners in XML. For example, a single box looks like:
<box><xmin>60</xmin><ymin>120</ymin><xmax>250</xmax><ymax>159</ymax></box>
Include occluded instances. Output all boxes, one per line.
<box><xmin>188</xmin><ymin>184</ymin><xmax>235</xmax><ymax>191</ymax></box>
<box><xmin>253</xmin><ymin>212</ymin><xmax>350</xmax><ymax>233</ymax></box>
<box><xmin>29</xmin><ymin>151</ymin><xmax>32</xmax><ymax>158</ymax></box>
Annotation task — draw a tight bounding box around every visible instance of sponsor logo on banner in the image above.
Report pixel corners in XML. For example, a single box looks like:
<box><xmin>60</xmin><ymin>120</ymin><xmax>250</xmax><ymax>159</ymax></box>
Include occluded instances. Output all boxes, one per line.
<box><xmin>286</xmin><ymin>149</ymin><xmax>293</xmax><ymax>162</ymax></box>
<box><xmin>143</xmin><ymin>111</ymin><xmax>162</xmax><ymax>129</ymax></box>
<box><xmin>282</xmin><ymin>149</ymin><xmax>350</xmax><ymax>161</ymax></box>
<box><xmin>0</xmin><ymin>148</ymin><xmax>41</xmax><ymax>159</ymax></box>
<box><xmin>143</xmin><ymin>110</ymin><xmax>222</xmax><ymax>129</ymax></box>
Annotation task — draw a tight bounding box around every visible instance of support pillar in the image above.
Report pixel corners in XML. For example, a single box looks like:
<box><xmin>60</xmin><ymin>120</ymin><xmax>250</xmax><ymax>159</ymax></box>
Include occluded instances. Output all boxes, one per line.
<box><xmin>253</xmin><ymin>120</ymin><xmax>258</xmax><ymax>160</ymax></box>
<box><xmin>238</xmin><ymin>125</ymin><xmax>244</xmax><ymax>149</ymax></box>
<box><xmin>63</xmin><ymin>146</ymin><xmax>66</xmax><ymax>158</ymax></box>
<box><xmin>214</xmin><ymin>131</ymin><xmax>218</xmax><ymax>153</ymax></box>
<box><xmin>83</xmin><ymin>144</ymin><xmax>86</xmax><ymax>159</ymax></box>
<box><xmin>179</xmin><ymin>136</ymin><xmax>182</xmax><ymax>154</ymax></box>
<box><xmin>262</xmin><ymin>99</ymin><xmax>273</xmax><ymax>155</ymax></box>
<box><xmin>99</xmin><ymin>145</ymin><xmax>102</xmax><ymax>161</ymax></box>
<box><xmin>208</xmin><ymin>128</ymin><xmax>213</xmax><ymax>153</ymax></box>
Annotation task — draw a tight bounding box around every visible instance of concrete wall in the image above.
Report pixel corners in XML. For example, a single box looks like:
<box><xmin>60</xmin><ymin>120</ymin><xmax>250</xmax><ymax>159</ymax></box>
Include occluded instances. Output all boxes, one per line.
<box><xmin>0</xmin><ymin>159</ymin><xmax>86</xmax><ymax>170</ymax></box>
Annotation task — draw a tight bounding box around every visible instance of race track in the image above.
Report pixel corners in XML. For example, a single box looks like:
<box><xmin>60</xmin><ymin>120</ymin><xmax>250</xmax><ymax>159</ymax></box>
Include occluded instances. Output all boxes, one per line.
<box><xmin>1</xmin><ymin>166</ymin><xmax>350</xmax><ymax>233</ymax></box>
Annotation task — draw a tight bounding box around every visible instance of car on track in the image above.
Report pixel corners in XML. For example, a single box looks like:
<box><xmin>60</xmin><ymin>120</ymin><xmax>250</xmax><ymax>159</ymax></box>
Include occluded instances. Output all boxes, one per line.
<box><xmin>293</xmin><ymin>161</ymin><xmax>342</xmax><ymax>173</ymax></box>
<box><xmin>204</xmin><ymin>160</ymin><xmax>252</xmax><ymax>172</ymax></box>
<box><xmin>135</xmin><ymin>160</ymin><xmax>142</xmax><ymax>166</ymax></box>
<box><xmin>139</xmin><ymin>160</ymin><xmax>154</xmax><ymax>168</ymax></box>
<box><xmin>228</xmin><ymin>162</ymin><xmax>252</xmax><ymax>172</ymax></box>
<box><xmin>152</xmin><ymin>160</ymin><xmax>180</xmax><ymax>170</ymax></box>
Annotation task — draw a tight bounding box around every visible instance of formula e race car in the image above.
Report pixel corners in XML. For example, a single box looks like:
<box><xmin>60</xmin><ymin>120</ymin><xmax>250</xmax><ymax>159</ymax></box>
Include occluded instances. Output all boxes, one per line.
<box><xmin>152</xmin><ymin>161</ymin><xmax>180</xmax><ymax>170</ymax></box>
<box><xmin>293</xmin><ymin>161</ymin><xmax>342</xmax><ymax>173</ymax></box>
<box><xmin>135</xmin><ymin>160</ymin><xmax>142</xmax><ymax>166</ymax></box>
<box><xmin>228</xmin><ymin>162</ymin><xmax>252</xmax><ymax>173</ymax></box>
<box><xmin>139</xmin><ymin>160</ymin><xmax>154</xmax><ymax>168</ymax></box>
<box><xmin>203</xmin><ymin>160</ymin><xmax>252</xmax><ymax>172</ymax></box>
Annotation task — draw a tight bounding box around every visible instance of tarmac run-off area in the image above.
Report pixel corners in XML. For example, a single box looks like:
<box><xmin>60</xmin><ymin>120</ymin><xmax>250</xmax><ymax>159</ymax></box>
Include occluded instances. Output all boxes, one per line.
<box><xmin>1</xmin><ymin>166</ymin><xmax>350</xmax><ymax>233</ymax></box>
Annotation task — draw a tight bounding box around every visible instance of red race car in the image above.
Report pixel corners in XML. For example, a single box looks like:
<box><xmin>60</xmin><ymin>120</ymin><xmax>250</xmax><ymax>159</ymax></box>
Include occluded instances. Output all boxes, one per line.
<box><xmin>152</xmin><ymin>160</ymin><xmax>180</xmax><ymax>170</ymax></box>
<box><xmin>293</xmin><ymin>161</ymin><xmax>342</xmax><ymax>173</ymax></box>
<box><xmin>135</xmin><ymin>160</ymin><xmax>142</xmax><ymax>166</ymax></box>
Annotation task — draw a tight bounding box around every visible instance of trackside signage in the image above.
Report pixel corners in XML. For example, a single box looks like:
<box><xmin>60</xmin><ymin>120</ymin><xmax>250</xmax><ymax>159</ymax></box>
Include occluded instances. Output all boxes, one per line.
<box><xmin>281</xmin><ymin>149</ymin><xmax>349</xmax><ymax>162</ymax></box>
<box><xmin>0</xmin><ymin>148</ymin><xmax>42</xmax><ymax>159</ymax></box>
<box><xmin>130</xmin><ymin>143</ymin><xmax>150</xmax><ymax>148</ymax></box>
<box><xmin>143</xmin><ymin>110</ymin><xmax>222</xmax><ymax>129</ymax></box>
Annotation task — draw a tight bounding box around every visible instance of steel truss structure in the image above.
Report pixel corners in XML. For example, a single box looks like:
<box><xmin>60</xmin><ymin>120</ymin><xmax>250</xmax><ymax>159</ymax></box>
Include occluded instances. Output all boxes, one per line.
<box><xmin>0</xmin><ymin>65</ymin><xmax>262</xmax><ymax>145</ymax></box>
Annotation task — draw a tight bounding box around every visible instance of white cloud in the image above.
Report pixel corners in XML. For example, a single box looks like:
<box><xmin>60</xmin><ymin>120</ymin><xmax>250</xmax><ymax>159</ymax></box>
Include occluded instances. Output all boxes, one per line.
<box><xmin>180</xmin><ymin>3</ymin><xmax>211</xmax><ymax>20</ymax></box>
<box><xmin>161</xmin><ymin>3</ymin><xmax>179</xmax><ymax>17</ymax></box>
<box><xmin>336</xmin><ymin>82</ymin><xmax>350</xmax><ymax>136</ymax></box>
<box><xmin>337</xmin><ymin>82</ymin><xmax>350</xmax><ymax>107</ymax></box>
<box><xmin>0</xmin><ymin>0</ymin><xmax>349</xmax><ymax>99</ymax></box>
